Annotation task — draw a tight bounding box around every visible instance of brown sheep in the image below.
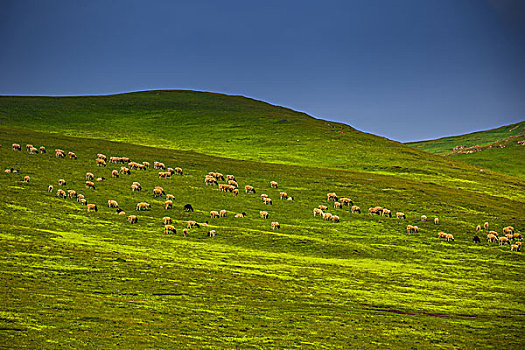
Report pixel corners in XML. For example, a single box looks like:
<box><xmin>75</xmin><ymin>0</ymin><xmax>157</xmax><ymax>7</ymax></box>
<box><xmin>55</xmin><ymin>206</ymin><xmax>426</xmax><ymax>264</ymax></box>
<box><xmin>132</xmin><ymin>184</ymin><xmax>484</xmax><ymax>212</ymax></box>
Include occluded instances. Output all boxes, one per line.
<box><xmin>163</xmin><ymin>217</ymin><xmax>172</xmax><ymax>225</ymax></box>
<box><xmin>381</xmin><ymin>209</ymin><xmax>392</xmax><ymax>218</ymax></box>
<box><xmin>506</xmin><ymin>233</ymin><xmax>514</xmax><ymax>241</ymax></box>
<box><xmin>131</xmin><ymin>184</ymin><xmax>140</xmax><ymax>192</ymax></box>
<box><xmin>487</xmin><ymin>233</ymin><xmax>498</xmax><ymax>243</ymax></box>
<box><xmin>67</xmin><ymin>190</ymin><xmax>77</xmax><ymax>198</ymax></box>
<box><xmin>39</xmin><ymin>146</ymin><xmax>46</xmax><ymax>153</ymax></box>
<box><xmin>154</xmin><ymin>162</ymin><xmax>166</xmax><ymax>169</ymax></box>
<box><xmin>111</xmin><ymin>170</ymin><xmax>119</xmax><ymax>178</ymax></box>
<box><xmin>271</xmin><ymin>221</ymin><xmax>280</xmax><ymax>230</ymax></box>
<box><xmin>153</xmin><ymin>187</ymin><xmax>164</xmax><ymax>197</ymax></box>
<box><xmin>87</xmin><ymin>204</ymin><xmax>98</xmax><ymax>213</ymax></box>
<box><xmin>143</xmin><ymin>161</ymin><xmax>150</xmax><ymax>168</ymax></box>
<box><xmin>228</xmin><ymin>180</ymin><xmax>238</xmax><ymax>188</ymax></box>
<box><xmin>263</xmin><ymin>197</ymin><xmax>273</xmax><ymax>205</ymax></box>
<box><xmin>55</xmin><ymin>149</ymin><xmax>65</xmax><ymax>158</ymax></box>
<box><xmin>164</xmin><ymin>225</ymin><xmax>176</xmax><ymax>234</ymax></box>
<box><xmin>167</xmin><ymin>167</ymin><xmax>175</xmax><ymax>175</ymax></box>
<box><xmin>511</xmin><ymin>244</ymin><xmax>520</xmax><ymax>252</ymax></box>
<box><xmin>96</xmin><ymin>177</ymin><xmax>105</xmax><ymax>182</ymax></box>
<box><xmin>233</xmin><ymin>188</ymin><xmax>239</xmax><ymax>196</ymax></box>
<box><xmin>421</xmin><ymin>215</ymin><xmax>427</xmax><ymax>222</ymax></box>
<box><xmin>260</xmin><ymin>211</ymin><xmax>269</xmax><ymax>219</ymax></box>
<box><xmin>96</xmin><ymin>158</ymin><xmax>106</xmax><ymax>166</ymax></box>
<box><xmin>322</xmin><ymin>212</ymin><xmax>333</xmax><ymax>221</ymax></box>
<box><xmin>132</xmin><ymin>182</ymin><xmax>142</xmax><ymax>190</ymax></box>
<box><xmin>318</xmin><ymin>205</ymin><xmax>328</xmax><ymax>211</ymax></box>
<box><xmin>68</xmin><ymin>152</ymin><xmax>77</xmax><ymax>160</ymax></box>
<box><xmin>108</xmin><ymin>200</ymin><xmax>118</xmax><ymax>208</ymax></box>
<box><xmin>227</xmin><ymin>174</ymin><xmax>236</xmax><ymax>181</ymax></box>
<box><xmin>351</xmin><ymin>205</ymin><xmax>361</xmax><ymax>214</ymax></box>
<box><xmin>166</xmin><ymin>194</ymin><xmax>175</xmax><ymax>200</ymax></box>
<box><xmin>327</xmin><ymin>192</ymin><xmax>338</xmax><ymax>201</ymax></box>
<box><xmin>29</xmin><ymin>147</ymin><xmax>38</xmax><ymax>154</ymax></box>
<box><xmin>47</xmin><ymin>185</ymin><xmax>54</xmax><ymax>193</ymax></box>
<box><xmin>287</xmin><ymin>196</ymin><xmax>294</xmax><ymax>201</ymax></box>
<box><xmin>208</xmin><ymin>230</ymin><xmax>216</xmax><ymax>237</ymax></box>
<box><xmin>476</xmin><ymin>225</ymin><xmax>481</xmax><ymax>233</ymax></box>
<box><xmin>79</xmin><ymin>199</ymin><xmax>87</xmax><ymax>205</ymax></box>
<box><xmin>334</xmin><ymin>201</ymin><xmax>342</xmax><ymax>209</ymax></box>
<box><xmin>331</xmin><ymin>215</ymin><xmax>340</xmax><ymax>223</ymax></box>
<box><xmin>368</xmin><ymin>206</ymin><xmax>383</xmax><ymax>215</ymax></box>
<box><xmin>261</xmin><ymin>194</ymin><xmax>269</xmax><ymax>199</ymax></box>
<box><xmin>340</xmin><ymin>198</ymin><xmax>353</xmax><ymax>206</ymax></box>
<box><xmin>407</xmin><ymin>225</ymin><xmax>414</xmax><ymax>234</ymax></box>
<box><xmin>484</xmin><ymin>222</ymin><xmax>489</xmax><ymax>231</ymax></box>
<box><xmin>219</xmin><ymin>209</ymin><xmax>227</xmax><ymax>218</ymax></box>
<box><xmin>218</xmin><ymin>183</ymin><xmax>229</xmax><ymax>192</ymax></box>
<box><xmin>26</xmin><ymin>144</ymin><xmax>33</xmax><ymax>151</ymax></box>
<box><xmin>135</xmin><ymin>202</ymin><xmax>150</xmax><ymax>211</ymax></box>
<box><xmin>446</xmin><ymin>233</ymin><xmax>454</xmax><ymax>242</ymax></box>
<box><xmin>279</xmin><ymin>192</ymin><xmax>288</xmax><ymax>200</ymax></box>
<box><xmin>489</xmin><ymin>230</ymin><xmax>498</xmax><ymax>237</ymax></box>
<box><xmin>437</xmin><ymin>232</ymin><xmax>448</xmax><ymax>240</ymax></box>
<box><xmin>245</xmin><ymin>185</ymin><xmax>256</xmax><ymax>193</ymax></box>
<box><xmin>128</xmin><ymin>215</ymin><xmax>138</xmax><ymax>224</ymax></box>
<box><xmin>205</xmin><ymin>176</ymin><xmax>218</xmax><ymax>185</ymax></box>
<box><xmin>76</xmin><ymin>194</ymin><xmax>85</xmax><ymax>202</ymax></box>
<box><xmin>86</xmin><ymin>172</ymin><xmax>94</xmax><ymax>180</ymax></box>
<box><xmin>499</xmin><ymin>237</ymin><xmax>509</xmax><ymax>245</ymax></box>
<box><xmin>183</xmin><ymin>228</ymin><xmax>188</xmax><ymax>237</ymax></box>
<box><xmin>12</xmin><ymin>143</ymin><xmax>21</xmax><ymax>151</ymax></box>
<box><xmin>187</xmin><ymin>220</ymin><xmax>199</xmax><ymax>229</ymax></box>
<box><xmin>23</xmin><ymin>175</ymin><xmax>30</xmax><ymax>183</ymax></box>
<box><xmin>513</xmin><ymin>232</ymin><xmax>522</xmax><ymax>240</ymax></box>
<box><xmin>396</xmin><ymin>212</ymin><xmax>406</xmax><ymax>219</ymax></box>
<box><xmin>58</xmin><ymin>179</ymin><xmax>67</xmax><ymax>186</ymax></box>
<box><xmin>56</xmin><ymin>189</ymin><xmax>67</xmax><ymax>198</ymax></box>
<box><xmin>174</xmin><ymin>167</ymin><xmax>183</xmax><ymax>175</ymax></box>
<box><xmin>97</xmin><ymin>153</ymin><xmax>107</xmax><ymax>160</ymax></box>
<box><xmin>270</xmin><ymin>181</ymin><xmax>278</xmax><ymax>189</ymax></box>
<box><xmin>313</xmin><ymin>208</ymin><xmax>323</xmax><ymax>217</ymax></box>
<box><xmin>120</xmin><ymin>167</ymin><xmax>130</xmax><ymax>175</ymax></box>
<box><xmin>503</xmin><ymin>226</ymin><xmax>515</xmax><ymax>235</ymax></box>
<box><xmin>118</xmin><ymin>211</ymin><xmax>126</xmax><ymax>216</ymax></box>
<box><xmin>164</xmin><ymin>200</ymin><xmax>173</xmax><ymax>210</ymax></box>
<box><xmin>434</xmin><ymin>217</ymin><xmax>440</xmax><ymax>225</ymax></box>
<box><xmin>210</xmin><ymin>211</ymin><xmax>219</xmax><ymax>218</ymax></box>
<box><xmin>85</xmin><ymin>181</ymin><xmax>96</xmax><ymax>190</ymax></box>
<box><xmin>235</xmin><ymin>212</ymin><xmax>246</xmax><ymax>218</ymax></box>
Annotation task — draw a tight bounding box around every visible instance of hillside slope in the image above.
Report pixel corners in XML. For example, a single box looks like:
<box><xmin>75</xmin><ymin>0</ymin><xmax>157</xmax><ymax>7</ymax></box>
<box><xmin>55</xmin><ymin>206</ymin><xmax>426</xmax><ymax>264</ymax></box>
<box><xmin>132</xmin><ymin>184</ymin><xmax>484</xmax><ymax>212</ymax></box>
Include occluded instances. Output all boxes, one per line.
<box><xmin>1</xmin><ymin>128</ymin><xmax>524</xmax><ymax>348</ymax></box>
<box><xmin>1</xmin><ymin>90</ymin><xmax>524</xmax><ymax>202</ymax></box>
<box><xmin>407</xmin><ymin>122</ymin><xmax>525</xmax><ymax>178</ymax></box>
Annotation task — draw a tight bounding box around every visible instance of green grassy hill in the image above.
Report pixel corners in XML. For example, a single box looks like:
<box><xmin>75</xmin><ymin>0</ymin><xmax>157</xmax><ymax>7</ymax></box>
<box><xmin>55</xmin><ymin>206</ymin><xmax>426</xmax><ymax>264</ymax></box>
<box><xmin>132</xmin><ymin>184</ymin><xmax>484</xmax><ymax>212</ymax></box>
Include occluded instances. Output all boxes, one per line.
<box><xmin>1</xmin><ymin>92</ymin><xmax>524</xmax><ymax>348</ymax></box>
<box><xmin>407</xmin><ymin>121</ymin><xmax>525</xmax><ymax>178</ymax></box>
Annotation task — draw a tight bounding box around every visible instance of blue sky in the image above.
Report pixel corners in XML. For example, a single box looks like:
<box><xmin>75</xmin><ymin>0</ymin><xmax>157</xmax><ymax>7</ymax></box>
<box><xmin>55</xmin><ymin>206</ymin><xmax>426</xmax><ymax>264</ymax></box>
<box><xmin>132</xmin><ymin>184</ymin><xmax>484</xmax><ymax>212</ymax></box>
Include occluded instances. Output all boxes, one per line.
<box><xmin>1</xmin><ymin>0</ymin><xmax>524</xmax><ymax>142</ymax></box>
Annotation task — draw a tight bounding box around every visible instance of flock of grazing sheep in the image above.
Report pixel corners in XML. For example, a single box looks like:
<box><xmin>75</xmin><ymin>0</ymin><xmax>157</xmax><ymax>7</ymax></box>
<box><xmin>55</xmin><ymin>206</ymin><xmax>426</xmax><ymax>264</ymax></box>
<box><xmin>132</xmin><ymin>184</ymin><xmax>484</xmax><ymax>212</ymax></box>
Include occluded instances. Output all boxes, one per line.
<box><xmin>4</xmin><ymin>142</ymin><xmax>522</xmax><ymax>252</ymax></box>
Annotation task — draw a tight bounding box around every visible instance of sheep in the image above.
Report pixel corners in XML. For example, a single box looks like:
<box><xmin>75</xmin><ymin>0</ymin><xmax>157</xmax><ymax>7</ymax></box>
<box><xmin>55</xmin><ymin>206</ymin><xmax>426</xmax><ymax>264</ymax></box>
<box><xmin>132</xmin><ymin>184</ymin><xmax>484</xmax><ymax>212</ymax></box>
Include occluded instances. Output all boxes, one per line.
<box><xmin>143</xmin><ymin>161</ymin><xmax>150</xmax><ymax>169</ymax></box>
<box><xmin>79</xmin><ymin>199</ymin><xmax>87</xmax><ymax>205</ymax></box>
<box><xmin>164</xmin><ymin>225</ymin><xmax>176</xmax><ymax>234</ymax></box>
<box><xmin>331</xmin><ymin>215</ymin><xmax>340</xmax><ymax>223</ymax></box>
<box><xmin>26</xmin><ymin>144</ymin><xmax>33</xmax><ymax>151</ymax></box>
<box><xmin>67</xmin><ymin>190</ymin><xmax>77</xmax><ymax>198</ymax></box>
<box><xmin>163</xmin><ymin>200</ymin><xmax>173</xmax><ymax>210</ymax></box>
<box><xmin>235</xmin><ymin>212</ymin><xmax>246</xmax><ymax>218</ymax></box>
<box><xmin>182</xmin><ymin>228</ymin><xmax>188</xmax><ymax>237</ymax></box>
<box><xmin>226</xmin><ymin>174</ymin><xmax>236</xmax><ymax>181</ymax></box>
<box><xmin>219</xmin><ymin>209</ymin><xmax>227</xmax><ymax>218</ymax></box>
<box><xmin>340</xmin><ymin>198</ymin><xmax>353</xmax><ymax>206</ymax></box>
<box><xmin>97</xmin><ymin>153</ymin><xmax>107</xmax><ymax>160</ymax></box>
<box><xmin>153</xmin><ymin>187</ymin><xmax>165</xmax><ymax>197</ymax></box>
<box><xmin>287</xmin><ymin>196</ymin><xmax>294</xmax><ymax>201</ymax></box>
<box><xmin>271</xmin><ymin>221</ymin><xmax>280</xmax><ymax>230</ymax></box>
<box><xmin>167</xmin><ymin>168</ymin><xmax>175</xmax><ymax>175</ymax></box>
<box><xmin>351</xmin><ymin>205</ymin><xmax>361</xmax><ymax>214</ymax></box>
<box><xmin>118</xmin><ymin>210</ymin><xmax>126</xmax><ymax>216</ymax></box>
<box><xmin>23</xmin><ymin>175</ymin><xmax>30</xmax><ymax>183</ymax></box>
<box><xmin>446</xmin><ymin>234</ymin><xmax>455</xmax><ymax>242</ymax></box>
<box><xmin>131</xmin><ymin>184</ymin><xmax>140</xmax><ymax>192</ymax></box>
<box><xmin>68</xmin><ymin>152</ymin><xmax>77</xmax><ymax>160</ymax></box>
<box><xmin>154</xmin><ymin>162</ymin><xmax>166</xmax><ymax>169</ymax></box>
<box><xmin>166</xmin><ymin>194</ymin><xmax>175</xmax><ymax>200</ymax></box>
<box><xmin>208</xmin><ymin>230</ymin><xmax>216</xmax><ymax>237</ymax></box>
<box><xmin>437</xmin><ymin>232</ymin><xmax>448</xmax><ymax>240</ymax></box>
<box><xmin>12</xmin><ymin>143</ymin><xmax>21</xmax><ymax>151</ymax></box>
<box><xmin>511</xmin><ymin>244</ymin><xmax>520</xmax><ymax>252</ymax></box>
<box><xmin>407</xmin><ymin>225</ymin><xmax>414</xmax><ymax>234</ymax></box>
<box><xmin>55</xmin><ymin>149</ymin><xmax>65</xmax><ymax>158</ymax></box>
<box><xmin>233</xmin><ymin>188</ymin><xmax>239</xmax><ymax>196</ymax></box>
<box><xmin>135</xmin><ymin>202</ymin><xmax>150</xmax><ymax>211</ymax></box>
<box><xmin>108</xmin><ymin>200</ymin><xmax>118</xmax><ymax>208</ymax></box>
<box><xmin>270</xmin><ymin>181</ymin><xmax>278</xmax><ymax>189</ymax></box>
<box><xmin>76</xmin><ymin>194</ymin><xmax>85</xmax><ymax>202</ymax></box>
<box><xmin>87</xmin><ymin>204</ymin><xmax>98</xmax><ymax>213</ymax></box>
<box><xmin>227</xmin><ymin>180</ymin><xmax>238</xmax><ymax>188</ymax></box>
<box><xmin>263</xmin><ymin>197</ymin><xmax>273</xmax><ymax>205</ymax></box>
<box><xmin>218</xmin><ymin>183</ymin><xmax>229</xmax><ymax>192</ymax></box>
<box><xmin>487</xmin><ymin>233</ymin><xmax>498</xmax><ymax>243</ymax></box>
<box><xmin>489</xmin><ymin>230</ymin><xmax>498</xmax><ymax>237</ymax></box>
<box><xmin>39</xmin><ymin>146</ymin><xmax>46</xmax><ymax>153</ymax></box>
<box><xmin>434</xmin><ymin>217</ymin><xmax>440</xmax><ymax>225</ymax></box>
<box><xmin>86</xmin><ymin>172</ymin><xmax>95</xmax><ymax>180</ymax></box>
<box><xmin>210</xmin><ymin>211</ymin><xmax>219</xmax><ymax>218</ymax></box>
<box><xmin>503</xmin><ymin>226</ymin><xmax>515</xmax><ymax>235</ymax></box>
<box><xmin>395</xmin><ymin>212</ymin><xmax>405</xmax><ymax>219</ymax></box>
<box><xmin>381</xmin><ymin>209</ymin><xmax>392</xmax><ymax>218</ymax></box>
<box><xmin>56</xmin><ymin>189</ymin><xmax>67</xmax><ymax>198</ymax></box>
<box><xmin>29</xmin><ymin>147</ymin><xmax>38</xmax><ymax>154</ymax></box>
<box><xmin>187</xmin><ymin>220</ymin><xmax>199</xmax><ymax>229</ymax></box>
<box><xmin>111</xmin><ymin>170</ymin><xmax>119</xmax><ymax>178</ymax></box>
<box><xmin>128</xmin><ymin>215</ymin><xmax>138</xmax><ymax>224</ymax></box>
<box><xmin>506</xmin><ymin>233</ymin><xmax>514</xmax><ymax>241</ymax></box>
<box><xmin>476</xmin><ymin>225</ymin><xmax>481</xmax><ymax>233</ymax></box>
<box><xmin>499</xmin><ymin>237</ymin><xmax>509</xmax><ymax>245</ymax></box>
<box><xmin>58</xmin><ymin>179</ymin><xmax>67</xmax><ymax>186</ymax></box>
<box><xmin>318</xmin><ymin>205</ymin><xmax>328</xmax><ymax>211</ymax></box>
<box><xmin>163</xmin><ymin>217</ymin><xmax>172</xmax><ymax>225</ymax></box>
<box><xmin>421</xmin><ymin>215</ymin><xmax>427</xmax><ymax>222</ymax></box>
<box><xmin>96</xmin><ymin>159</ymin><xmax>106</xmax><ymax>167</ymax></box>
<box><xmin>368</xmin><ymin>206</ymin><xmax>383</xmax><ymax>215</ymax></box>
<box><xmin>96</xmin><ymin>177</ymin><xmax>105</xmax><ymax>182</ymax></box>
<box><xmin>334</xmin><ymin>201</ymin><xmax>342</xmax><ymax>209</ymax></box>
<box><xmin>472</xmin><ymin>235</ymin><xmax>481</xmax><ymax>243</ymax></box>
<box><xmin>260</xmin><ymin>211</ymin><xmax>269</xmax><ymax>219</ymax></box>
<box><xmin>484</xmin><ymin>222</ymin><xmax>489</xmax><ymax>231</ymax></box>
<box><xmin>513</xmin><ymin>232</ymin><xmax>522</xmax><ymax>240</ymax></box>
<box><xmin>261</xmin><ymin>194</ymin><xmax>269</xmax><ymax>199</ymax></box>
<box><xmin>313</xmin><ymin>208</ymin><xmax>323</xmax><ymax>217</ymax></box>
<box><xmin>322</xmin><ymin>212</ymin><xmax>333</xmax><ymax>221</ymax></box>
<box><xmin>205</xmin><ymin>175</ymin><xmax>217</xmax><ymax>185</ymax></box>
<box><xmin>174</xmin><ymin>167</ymin><xmax>183</xmax><ymax>175</ymax></box>
<box><xmin>132</xmin><ymin>182</ymin><xmax>142</xmax><ymax>190</ymax></box>
<box><xmin>184</xmin><ymin>204</ymin><xmax>194</xmax><ymax>212</ymax></box>
<box><xmin>327</xmin><ymin>193</ymin><xmax>338</xmax><ymax>201</ymax></box>
<box><xmin>120</xmin><ymin>167</ymin><xmax>130</xmax><ymax>175</ymax></box>
<box><xmin>47</xmin><ymin>185</ymin><xmax>54</xmax><ymax>193</ymax></box>
<box><xmin>245</xmin><ymin>185</ymin><xmax>256</xmax><ymax>193</ymax></box>
<box><xmin>212</xmin><ymin>172</ymin><xmax>224</xmax><ymax>180</ymax></box>
<box><xmin>85</xmin><ymin>181</ymin><xmax>96</xmax><ymax>190</ymax></box>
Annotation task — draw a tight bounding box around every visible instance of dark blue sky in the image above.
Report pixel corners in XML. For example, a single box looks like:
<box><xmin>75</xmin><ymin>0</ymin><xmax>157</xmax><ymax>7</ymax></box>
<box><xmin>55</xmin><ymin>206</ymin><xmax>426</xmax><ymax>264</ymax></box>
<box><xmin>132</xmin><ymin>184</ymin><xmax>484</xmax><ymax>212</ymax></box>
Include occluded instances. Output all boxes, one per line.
<box><xmin>1</xmin><ymin>0</ymin><xmax>524</xmax><ymax>142</ymax></box>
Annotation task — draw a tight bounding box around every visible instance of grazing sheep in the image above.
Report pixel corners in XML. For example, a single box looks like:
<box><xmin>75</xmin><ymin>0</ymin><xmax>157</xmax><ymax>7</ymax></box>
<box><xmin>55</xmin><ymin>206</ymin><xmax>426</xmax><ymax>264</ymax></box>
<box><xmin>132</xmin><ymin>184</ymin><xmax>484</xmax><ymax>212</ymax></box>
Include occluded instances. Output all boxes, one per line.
<box><xmin>245</xmin><ymin>185</ymin><xmax>256</xmax><ymax>193</ymax></box>
<box><xmin>446</xmin><ymin>234</ymin><xmax>454</xmax><ymax>242</ymax></box>
<box><xmin>165</xmin><ymin>194</ymin><xmax>175</xmax><ymax>201</ymax></box>
<box><xmin>280</xmin><ymin>192</ymin><xmax>288</xmax><ymax>200</ymax></box>
<box><xmin>396</xmin><ymin>212</ymin><xmax>406</xmax><ymax>219</ymax></box>
<box><xmin>513</xmin><ymin>232</ymin><xmax>522</xmax><ymax>240</ymax></box>
<box><xmin>164</xmin><ymin>200</ymin><xmax>173</xmax><ymax>210</ymax></box>
<box><xmin>187</xmin><ymin>221</ymin><xmax>199</xmax><ymax>229</ymax></box>
<box><xmin>128</xmin><ymin>215</ymin><xmax>138</xmax><ymax>224</ymax></box>
<box><xmin>210</xmin><ymin>211</ymin><xmax>219</xmax><ymax>218</ymax></box>
<box><xmin>108</xmin><ymin>200</ymin><xmax>118</xmax><ymax>208</ymax></box>
<box><xmin>164</xmin><ymin>225</ymin><xmax>176</xmax><ymax>234</ymax></box>
<box><xmin>12</xmin><ymin>143</ymin><xmax>21</xmax><ymax>151</ymax></box>
<box><xmin>167</xmin><ymin>168</ymin><xmax>175</xmax><ymax>175</ymax></box>
<box><xmin>143</xmin><ymin>161</ymin><xmax>150</xmax><ymax>169</ymax></box>
<box><xmin>487</xmin><ymin>233</ymin><xmax>498</xmax><ymax>243</ymax></box>
<box><xmin>506</xmin><ymin>233</ymin><xmax>514</xmax><ymax>241</ymax></box>
<box><xmin>503</xmin><ymin>226</ymin><xmax>515</xmax><ymax>235</ymax></box>
<box><xmin>434</xmin><ymin>217</ymin><xmax>440</xmax><ymax>225</ymax></box>
<box><xmin>368</xmin><ymin>206</ymin><xmax>383</xmax><ymax>215</ymax></box>
<box><xmin>260</xmin><ymin>211</ymin><xmax>269</xmax><ymax>219</ymax></box>
<box><xmin>47</xmin><ymin>185</ymin><xmax>54</xmax><ymax>193</ymax></box>
<box><xmin>287</xmin><ymin>196</ymin><xmax>294</xmax><ymax>201</ymax></box>
<box><xmin>271</xmin><ymin>222</ymin><xmax>280</xmax><ymax>230</ymax></box>
<box><xmin>340</xmin><ymin>198</ymin><xmax>353</xmax><ymax>206</ymax></box>
<box><xmin>55</xmin><ymin>149</ymin><xmax>65</xmax><ymax>158</ymax></box>
<box><xmin>85</xmin><ymin>181</ymin><xmax>96</xmax><ymax>190</ymax></box>
<box><xmin>227</xmin><ymin>175</ymin><xmax>236</xmax><ymax>181</ymax></box>
<box><xmin>233</xmin><ymin>188</ymin><xmax>239</xmax><ymax>196</ymax></box>
<box><xmin>58</xmin><ymin>179</ymin><xmax>67</xmax><ymax>186</ymax></box>
<box><xmin>205</xmin><ymin>175</ymin><xmax>218</xmax><ymax>185</ymax></box>
<box><xmin>39</xmin><ymin>146</ymin><xmax>46</xmax><ymax>153</ymax></box>
<box><xmin>154</xmin><ymin>162</ymin><xmax>166</xmax><ymax>169</ymax></box>
<box><xmin>96</xmin><ymin>177</ymin><xmax>105</xmax><ymax>182</ymax></box>
<box><xmin>118</xmin><ymin>211</ymin><xmax>126</xmax><ymax>216</ymax></box>
<box><xmin>489</xmin><ymin>230</ymin><xmax>498</xmax><ymax>237</ymax></box>
<box><xmin>163</xmin><ymin>217</ymin><xmax>172</xmax><ymax>225</ymax></box>
<box><xmin>421</xmin><ymin>215</ymin><xmax>427</xmax><ymax>222</ymax></box>
<box><xmin>313</xmin><ymin>208</ymin><xmax>323</xmax><ymax>217</ymax></box>
<box><xmin>96</xmin><ymin>158</ymin><xmax>106</xmax><ymax>167</ymax></box>
<box><xmin>499</xmin><ymin>237</ymin><xmax>509</xmax><ymax>245</ymax></box>
<box><xmin>331</xmin><ymin>215</ymin><xmax>340</xmax><ymax>223</ymax></box>
<box><xmin>322</xmin><ymin>212</ymin><xmax>333</xmax><ymax>221</ymax></box>
<box><xmin>334</xmin><ymin>201</ymin><xmax>342</xmax><ymax>209</ymax></box>
<box><xmin>26</xmin><ymin>144</ymin><xmax>33</xmax><ymax>151</ymax></box>
<box><xmin>381</xmin><ymin>209</ymin><xmax>392</xmax><ymax>218</ymax></box>
<box><xmin>511</xmin><ymin>244</ymin><xmax>520</xmax><ymax>252</ymax></box>
<box><xmin>56</xmin><ymin>189</ymin><xmax>67</xmax><ymax>198</ymax></box>
<box><xmin>23</xmin><ymin>175</ymin><xmax>30</xmax><ymax>183</ymax></box>
<box><xmin>86</xmin><ymin>172</ymin><xmax>95</xmax><ymax>180</ymax></box>
<box><xmin>472</xmin><ymin>235</ymin><xmax>481</xmax><ymax>243</ymax></box>
<box><xmin>174</xmin><ymin>167</ymin><xmax>183</xmax><ymax>175</ymax></box>
<box><xmin>318</xmin><ymin>205</ymin><xmax>328</xmax><ymax>211</ymax></box>
<box><xmin>327</xmin><ymin>192</ymin><xmax>338</xmax><ymax>201</ymax></box>
<box><xmin>270</xmin><ymin>181</ymin><xmax>278</xmax><ymax>188</ymax></box>
<box><xmin>132</xmin><ymin>182</ymin><xmax>142</xmax><ymax>190</ymax></box>
<box><xmin>131</xmin><ymin>184</ymin><xmax>140</xmax><ymax>192</ymax></box>
<box><xmin>219</xmin><ymin>209</ymin><xmax>227</xmax><ymax>217</ymax></box>
<box><xmin>476</xmin><ymin>225</ymin><xmax>481</xmax><ymax>233</ymax></box>
<box><xmin>235</xmin><ymin>212</ymin><xmax>246</xmax><ymax>218</ymax></box>
<box><xmin>87</xmin><ymin>204</ymin><xmax>98</xmax><ymax>213</ymax></box>
<box><xmin>218</xmin><ymin>184</ymin><xmax>229</xmax><ymax>192</ymax></box>
<box><xmin>208</xmin><ymin>230</ymin><xmax>216</xmax><ymax>237</ymax></box>
<box><xmin>68</xmin><ymin>152</ymin><xmax>77</xmax><ymax>160</ymax></box>
<box><xmin>484</xmin><ymin>222</ymin><xmax>489</xmax><ymax>231</ymax></box>
<box><xmin>227</xmin><ymin>180</ymin><xmax>238</xmax><ymax>188</ymax></box>
<box><xmin>153</xmin><ymin>187</ymin><xmax>164</xmax><ymax>197</ymax></box>
<box><xmin>183</xmin><ymin>228</ymin><xmax>188</xmax><ymax>237</ymax></box>
<box><xmin>184</xmin><ymin>204</ymin><xmax>194</xmax><ymax>212</ymax></box>
<box><xmin>76</xmin><ymin>194</ymin><xmax>85</xmax><ymax>202</ymax></box>
<box><xmin>67</xmin><ymin>190</ymin><xmax>77</xmax><ymax>198</ymax></box>
<box><xmin>406</xmin><ymin>225</ymin><xmax>413</xmax><ymax>234</ymax></box>
<box><xmin>111</xmin><ymin>170</ymin><xmax>119</xmax><ymax>178</ymax></box>
<box><xmin>351</xmin><ymin>205</ymin><xmax>361</xmax><ymax>214</ymax></box>
<box><xmin>261</xmin><ymin>194</ymin><xmax>269</xmax><ymax>200</ymax></box>
<box><xmin>120</xmin><ymin>167</ymin><xmax>130</xmax><ymax>175</ymax></box>
<box><xmin>135</xmin><ymin>202</ymin><xmax>151</xmax><ymax>211</ymax></box>
<box><xmin>437</xmin><ymin>232</ymin><xmax>447</xmax><ymax>240</ymax></box>
<box><xmin>97</xmin><ymin>153</ymin><xmax>107</xmax><ymax>160</ymax></box>
<box><xmin>263</xmin><ymin>197</ymin><xmax>273</xmax><ymax>205</ymax></box>
<box><xmin>29</xmin><ymin>147</ymin><xmax>38</xmax><ymax>154</ymax></box>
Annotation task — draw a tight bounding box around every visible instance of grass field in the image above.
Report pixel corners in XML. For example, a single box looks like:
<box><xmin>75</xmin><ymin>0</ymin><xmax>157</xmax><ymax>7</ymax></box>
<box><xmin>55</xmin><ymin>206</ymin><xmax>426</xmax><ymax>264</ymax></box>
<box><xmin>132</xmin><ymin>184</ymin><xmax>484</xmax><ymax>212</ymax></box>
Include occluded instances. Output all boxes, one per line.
<box><xmin>1</xmin><ymin>92</ymin><xmax>524</xmax><ymax>349</ymax></box>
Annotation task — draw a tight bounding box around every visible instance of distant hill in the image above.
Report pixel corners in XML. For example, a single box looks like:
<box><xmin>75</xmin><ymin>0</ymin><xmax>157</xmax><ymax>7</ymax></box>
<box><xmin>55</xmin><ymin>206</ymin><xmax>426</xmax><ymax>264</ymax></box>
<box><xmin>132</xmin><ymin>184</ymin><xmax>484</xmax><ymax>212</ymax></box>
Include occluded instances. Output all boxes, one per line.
<box><xmin>407</xmin><ymin>121</ymin><xmax>525</xmax><ymax>178</ymax></box>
